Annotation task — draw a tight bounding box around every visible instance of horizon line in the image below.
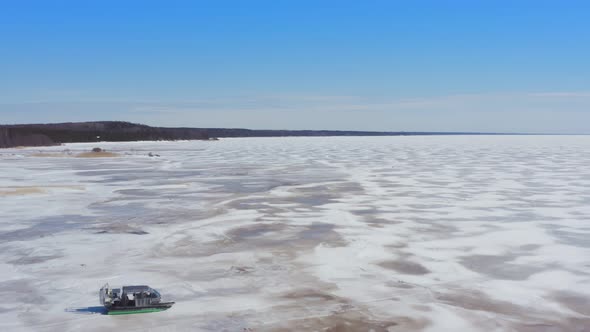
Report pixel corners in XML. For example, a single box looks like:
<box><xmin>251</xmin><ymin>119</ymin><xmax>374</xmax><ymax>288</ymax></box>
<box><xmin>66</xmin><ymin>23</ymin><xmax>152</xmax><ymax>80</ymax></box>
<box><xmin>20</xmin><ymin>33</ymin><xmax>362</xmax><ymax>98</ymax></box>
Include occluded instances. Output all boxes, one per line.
<box><xmin>1</xmin><ymin>120</ymin><xmax>588</xmax><ymax>136</ymax></box>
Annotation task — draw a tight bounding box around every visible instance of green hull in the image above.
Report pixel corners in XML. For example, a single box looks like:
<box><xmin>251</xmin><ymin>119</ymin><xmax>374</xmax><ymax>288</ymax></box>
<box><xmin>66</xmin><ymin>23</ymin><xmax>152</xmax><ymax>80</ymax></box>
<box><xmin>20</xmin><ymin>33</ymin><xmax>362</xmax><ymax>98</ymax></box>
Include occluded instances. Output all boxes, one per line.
<box><xmin>107</xmin><ymin>307</ymin><xmax>169</xmax><ymax>315</ymax></box>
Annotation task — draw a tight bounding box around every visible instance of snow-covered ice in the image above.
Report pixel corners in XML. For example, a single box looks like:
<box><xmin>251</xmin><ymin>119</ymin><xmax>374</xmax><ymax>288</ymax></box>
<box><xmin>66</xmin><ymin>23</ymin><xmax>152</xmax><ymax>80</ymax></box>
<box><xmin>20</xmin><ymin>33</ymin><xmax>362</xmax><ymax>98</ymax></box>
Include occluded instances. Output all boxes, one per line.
<box><xmin>1</xmin><ymin>136</ymin><xmax>589</xmax><ymax>331</ymax></box>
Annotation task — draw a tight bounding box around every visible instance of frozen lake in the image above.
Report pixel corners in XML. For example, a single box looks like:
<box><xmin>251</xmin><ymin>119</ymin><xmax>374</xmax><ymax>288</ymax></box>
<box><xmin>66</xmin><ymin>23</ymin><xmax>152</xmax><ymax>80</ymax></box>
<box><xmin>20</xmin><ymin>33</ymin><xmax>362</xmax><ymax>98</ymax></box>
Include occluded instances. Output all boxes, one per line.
<box><xmin>1</xmin><ymin>136</ymin><xmax>589</xmax><ymax>331</ymax></box>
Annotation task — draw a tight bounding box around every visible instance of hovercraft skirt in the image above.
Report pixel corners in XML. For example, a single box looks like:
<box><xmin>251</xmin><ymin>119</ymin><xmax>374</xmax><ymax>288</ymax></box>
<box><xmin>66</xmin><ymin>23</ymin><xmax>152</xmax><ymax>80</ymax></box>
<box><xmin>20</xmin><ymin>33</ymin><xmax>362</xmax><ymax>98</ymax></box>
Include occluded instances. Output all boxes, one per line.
<box><xmin>107</xmin><ymin>302</ymin><xmax>174</xmax><ymax>315</ymax></box>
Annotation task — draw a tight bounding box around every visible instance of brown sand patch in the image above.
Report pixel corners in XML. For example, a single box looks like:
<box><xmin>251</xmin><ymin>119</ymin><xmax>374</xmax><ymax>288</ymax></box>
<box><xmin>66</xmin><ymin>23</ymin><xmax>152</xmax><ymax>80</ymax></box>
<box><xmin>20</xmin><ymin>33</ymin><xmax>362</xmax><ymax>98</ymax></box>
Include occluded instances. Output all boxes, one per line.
<box><xmin>0</xmin><ymin>187</ymin><xmax>45</xmax><ymax>196</ymax></box>
<box><xmin>378</xmin><ymin>260</ymin><xmax>430</xmax><ymax>275</ymax></box>
<box><xmin>76</xmin><ymin>151</ymin><xmax>121</xmax><ymax>158</ymax></box>
<box><xmin>57</xmin><ymin>185</ymin><xmax>85</xmax><ymax>190</ymax></box>
<box><xmin>0</xmin><ymin>185</ymin><xmax>84</xmax><ymax>196</ymax></box>
<box><xmin>385</xmin><ymin>242</ymin><xmax>408</xmax><ymax>249</ymax></box>
<box><xmin>282</xmin><ymin>288</ymin><xmax>342</xmax><ymax>302</ymax></box>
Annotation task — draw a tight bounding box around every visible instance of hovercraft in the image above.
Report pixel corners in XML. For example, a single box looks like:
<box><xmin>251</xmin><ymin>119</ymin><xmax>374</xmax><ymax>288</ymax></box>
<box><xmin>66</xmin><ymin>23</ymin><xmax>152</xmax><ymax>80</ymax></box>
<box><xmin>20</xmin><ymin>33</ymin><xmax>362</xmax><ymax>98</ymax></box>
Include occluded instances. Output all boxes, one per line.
<box><xmin>99</xmin><ymin>284</ymin><xmax>174</xmax><ymax>315</ymax></box>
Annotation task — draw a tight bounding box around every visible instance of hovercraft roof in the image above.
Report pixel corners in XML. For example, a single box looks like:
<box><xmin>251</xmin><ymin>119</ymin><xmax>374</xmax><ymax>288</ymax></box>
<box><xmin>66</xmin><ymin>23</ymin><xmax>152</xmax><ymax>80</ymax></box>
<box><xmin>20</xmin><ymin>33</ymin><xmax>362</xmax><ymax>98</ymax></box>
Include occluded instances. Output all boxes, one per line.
<box><xmin>122</xmin><ymin>285</ymin><xmax>151</xmax><ymax>293</ymax></box>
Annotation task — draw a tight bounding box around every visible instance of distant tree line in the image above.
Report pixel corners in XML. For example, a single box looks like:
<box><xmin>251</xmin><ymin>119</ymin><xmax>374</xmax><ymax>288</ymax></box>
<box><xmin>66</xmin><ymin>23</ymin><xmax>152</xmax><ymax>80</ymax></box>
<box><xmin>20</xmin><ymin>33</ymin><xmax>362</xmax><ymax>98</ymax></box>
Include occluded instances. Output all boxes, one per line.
<box><xmin>0</xmin><ymin>121</ymin><xmax>210</xmax><ymax>148</ymax></box>
<box><xmin>0</xmin><ymin>121</ymin><xmax>504</xmax><ymax>148</ymax></box>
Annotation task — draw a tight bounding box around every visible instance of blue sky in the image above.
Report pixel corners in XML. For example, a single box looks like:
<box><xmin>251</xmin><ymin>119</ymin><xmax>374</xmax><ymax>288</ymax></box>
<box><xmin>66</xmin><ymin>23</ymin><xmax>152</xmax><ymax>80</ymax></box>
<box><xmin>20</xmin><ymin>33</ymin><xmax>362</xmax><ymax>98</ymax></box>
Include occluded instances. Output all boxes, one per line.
<box><xmin>1</xmin><ymin>0</ymin><xmax>589</xmax><ymax>133</ymax></box>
